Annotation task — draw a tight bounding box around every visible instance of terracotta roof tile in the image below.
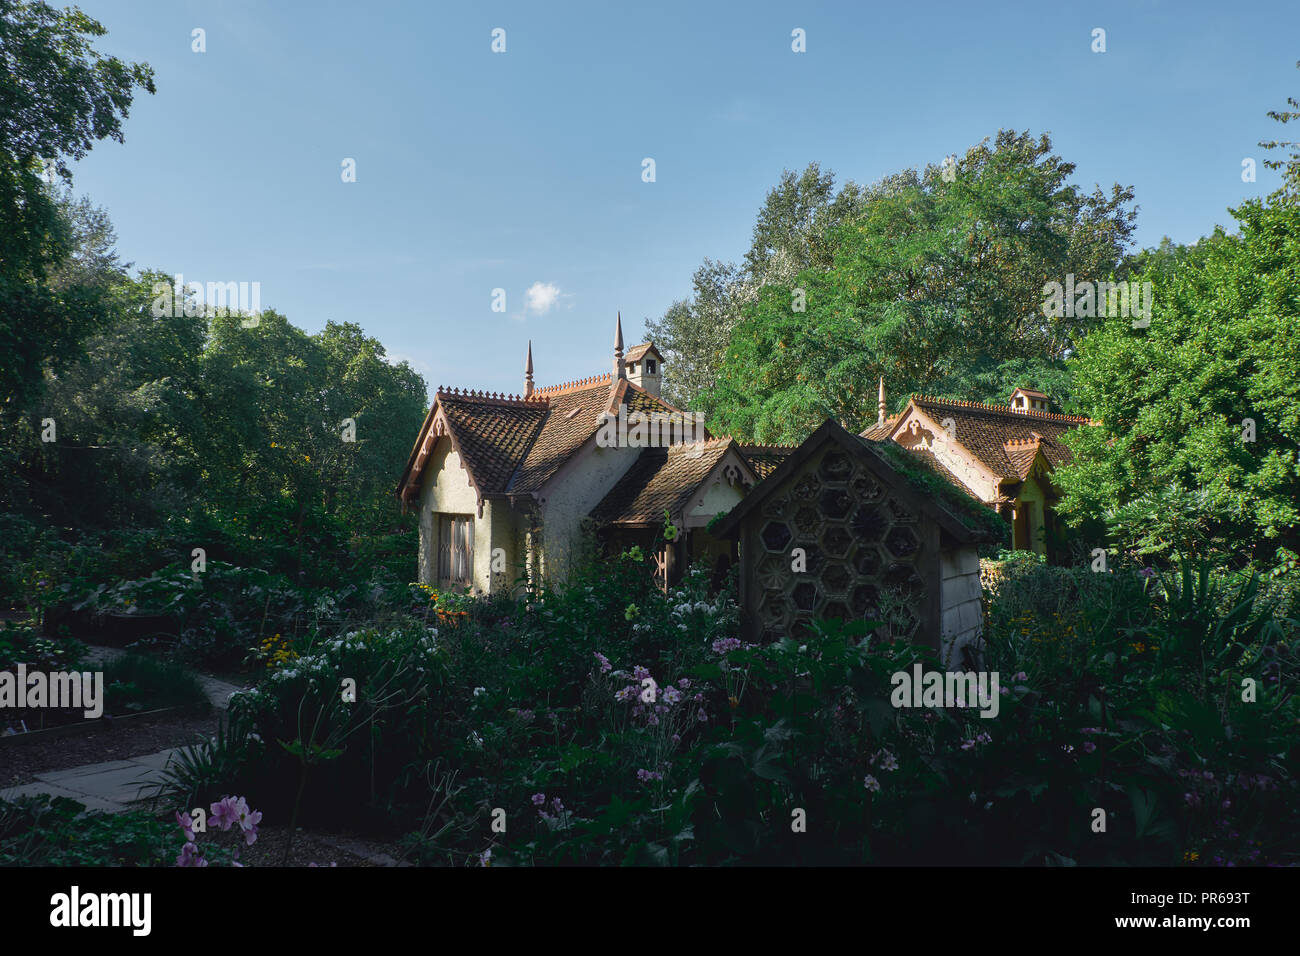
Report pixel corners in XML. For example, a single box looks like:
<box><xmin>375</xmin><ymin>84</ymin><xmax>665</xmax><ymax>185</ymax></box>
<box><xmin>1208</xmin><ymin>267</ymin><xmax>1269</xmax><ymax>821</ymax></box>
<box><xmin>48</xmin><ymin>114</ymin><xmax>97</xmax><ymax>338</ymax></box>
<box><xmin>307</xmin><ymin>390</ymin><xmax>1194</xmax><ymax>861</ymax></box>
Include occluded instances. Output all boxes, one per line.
<box><xmin>623</xmin><ymin>343</ymin><xmax>662</xmax><ymax>364</ymax></box>
<box><xmin>590</xmin><ymin>439</ymin><xmax>738</xmax><ymax>525</ymax></box>
<box><xmin>738</xmin><ymin>444</ymin><xmax>797</xmax><ymax>480</ymax></box>
<box><xmin>909</xmin><ymin>395</ymin><xmax>1089</xmax><ymax>480</ymax></box>
<box><xmin>859</xmin><ymin>416</ymin><xmax>900</xmax><ymax>441</ymax></box>
<box><xmin>436</xmin><ymin>391</ymin><xmax>549</xmax><ymax>494</ymax></box>
<box><xmin>509</xmin><ymin>377</ymin><xmax>695</xmax><ymax>494</ymax></box>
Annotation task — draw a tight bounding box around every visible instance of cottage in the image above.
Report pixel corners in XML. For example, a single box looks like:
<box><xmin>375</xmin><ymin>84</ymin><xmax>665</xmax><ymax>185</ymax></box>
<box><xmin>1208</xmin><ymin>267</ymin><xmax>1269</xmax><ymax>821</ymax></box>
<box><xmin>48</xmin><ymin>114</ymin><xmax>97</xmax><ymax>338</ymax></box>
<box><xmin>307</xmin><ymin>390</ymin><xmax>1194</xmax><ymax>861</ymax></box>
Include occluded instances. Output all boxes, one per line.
<box><xmin>714</xmin><ymin>419</ymin><xmax>1005</xmax><ymax>667</ymax></box>
<box><xmin>395</xmin><ymin>316</ymin><xmax>756</xmax><ymax>595</ymax></box>
<box><xmin>861</xmin><ymin>381</ymin><xmax>1094</xmax><ymax>561</ymax></box>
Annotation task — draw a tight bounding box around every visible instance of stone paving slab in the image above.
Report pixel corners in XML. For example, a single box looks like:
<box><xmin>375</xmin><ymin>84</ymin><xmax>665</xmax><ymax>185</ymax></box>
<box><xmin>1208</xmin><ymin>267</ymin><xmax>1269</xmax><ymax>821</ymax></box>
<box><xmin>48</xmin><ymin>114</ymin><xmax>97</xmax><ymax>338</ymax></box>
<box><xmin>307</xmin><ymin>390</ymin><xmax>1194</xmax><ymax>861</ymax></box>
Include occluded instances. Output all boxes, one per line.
<box><xmin>0</xmin><ymin>781</ymin><xmax>124</xmax><ymax>814</ymax></box>
<box><xmin>3</xmin><ymin>643</ymin><xmax>249</xmax><ymax>815</ymax></box>
<box><xmin>7</xmin><ymin>749</ymin><xmax>177</xmax><ymax>812</ymax></box>
<box><xmin>35</xmin><ymin>758</ymin><xmax>138</xmax><ymax>779</ymax></box>
<box><xmin>129</xmin><ymin>750</ymin><xmax>175</xmax><ymax>771</ymax></box>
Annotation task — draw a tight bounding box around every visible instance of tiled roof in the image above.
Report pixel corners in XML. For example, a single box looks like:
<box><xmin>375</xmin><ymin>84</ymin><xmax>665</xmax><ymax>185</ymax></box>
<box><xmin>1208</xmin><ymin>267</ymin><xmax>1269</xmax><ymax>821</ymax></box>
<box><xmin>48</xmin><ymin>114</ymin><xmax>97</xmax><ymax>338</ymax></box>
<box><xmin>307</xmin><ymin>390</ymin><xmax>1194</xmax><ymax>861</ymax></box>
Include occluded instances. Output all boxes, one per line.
<box><xmin>510</xmin><ymin>377</ymin><xmax>691</xmax><ymax>493</ymax></box>
<box><xmin>437</xmin><ymin>390</ymin><xmax>550</xmax><ymax>493</ymax></box>
<box><xmin>907</xmin><ymin>395</ymin><xmax>1091</xmax><ymax>480</ymax></box>
<box><xmin>399</xmin><ymin>374</ymin><xmax>696</xmax><ymax>502</ymax></box>
<box><xmin>589</xmin><ymin>439</ymin><xmax>738</xmax><ymax>525</ymax></box>
<box><xmin>738</xmin><ymin>444</ymin><xmax>797</xmax><ymax>480</ymax></box>
<box><xmin>1002</xmin><ymin>438</ymin><xmax>1041</xmax><ymax>480</ymax></box>
<box><xmin>859</xmin><ymin>416</ymin><xmax>900</xmax><ymax>441</ymax></box>
<box><xmin>623</xmin><ymin>343</ymin><xmax>662</xmax><ymax>365</ymax></box>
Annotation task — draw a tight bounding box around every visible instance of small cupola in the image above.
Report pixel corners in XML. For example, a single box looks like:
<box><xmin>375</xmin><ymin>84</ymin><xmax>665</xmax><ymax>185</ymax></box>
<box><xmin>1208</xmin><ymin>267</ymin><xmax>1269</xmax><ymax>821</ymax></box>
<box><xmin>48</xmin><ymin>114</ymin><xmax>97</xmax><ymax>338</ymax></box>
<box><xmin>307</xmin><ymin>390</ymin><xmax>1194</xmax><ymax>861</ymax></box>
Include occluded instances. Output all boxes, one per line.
<box><xmin>625</xmin><ymin>342</ymin><xmax>665</xmax><ymax>398</ymax></box>
<box><xmin>1009</xmin><ymin>387</ymin><xmax>1050</xmax><ymax>413</ymax></box>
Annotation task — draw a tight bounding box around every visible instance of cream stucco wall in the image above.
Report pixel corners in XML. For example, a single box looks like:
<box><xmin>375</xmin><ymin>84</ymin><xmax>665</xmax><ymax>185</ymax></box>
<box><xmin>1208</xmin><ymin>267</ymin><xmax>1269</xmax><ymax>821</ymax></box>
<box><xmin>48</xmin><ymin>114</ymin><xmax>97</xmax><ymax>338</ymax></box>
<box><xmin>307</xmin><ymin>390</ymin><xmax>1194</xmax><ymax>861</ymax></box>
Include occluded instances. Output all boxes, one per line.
<box><xmin>939</xmin><ymin>546</ymin><xmax>983</xmax><ymax>669</ymax></box>
<box><xmin>1016</xmin><ymin>474</ymin><xmax>1048</xmax><ymax>554</ymax></box>
<box><xmin>892</xmin><ymin>412</ymin><xmax>1001</xmax><ymax>502</ymax></box>
<box><xmin>417</xmin><ymin>439</ymin><xmax>524</xmax><ymax>595</ymax></box>
<box><xmin>685</xmin><ymin>459</ymin><xmax>748</xmax><ymax>527</ymax></box>
<box><xmin>536</xmin><ymin>439</ymin><xmax>642</xmax><ymax>583</ymax></box>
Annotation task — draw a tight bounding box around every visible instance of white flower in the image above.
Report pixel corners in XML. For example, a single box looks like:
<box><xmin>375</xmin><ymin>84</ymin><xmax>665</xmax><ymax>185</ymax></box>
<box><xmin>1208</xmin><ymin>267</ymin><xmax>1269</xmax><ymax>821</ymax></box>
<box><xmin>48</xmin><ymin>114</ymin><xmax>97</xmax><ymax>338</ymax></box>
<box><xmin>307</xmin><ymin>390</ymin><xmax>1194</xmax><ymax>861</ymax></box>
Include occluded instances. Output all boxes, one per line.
<box><xmin>473</xmin><ymin>687</ymin><xmax>486</xmax><ymax>697</ymax></box>
<box><xmin>863</xmin><ymin>775</ymin><xmax>881</xmax><ymax>792</ymax></box>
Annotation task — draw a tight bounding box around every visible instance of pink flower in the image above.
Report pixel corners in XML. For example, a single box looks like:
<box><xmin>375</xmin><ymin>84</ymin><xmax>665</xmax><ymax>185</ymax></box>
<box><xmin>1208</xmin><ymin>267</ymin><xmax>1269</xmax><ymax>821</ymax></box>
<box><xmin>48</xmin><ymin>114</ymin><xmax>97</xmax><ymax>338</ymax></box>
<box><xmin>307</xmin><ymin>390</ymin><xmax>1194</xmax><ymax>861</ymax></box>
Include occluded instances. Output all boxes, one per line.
<box><xmin>531</xmin><ymin>792</ymin><xmax>546</xmax><ymax>806</ymax></box>
<box><xmin>176</xmin><ymin>811</ymin><xmax>196</xmax><ymax>842</ymax></box>
<box><xmin>210</xmin><ymin>796</ymin><xmax>241</xmax><ymax>831</ymax></box>
<box><xmin>234</xmin><ymin>798</ymin><xmax>262</xmax><ymax>845</ymax></box>
<box><xmin>175</xmin><ymin>842</ymin><xmax>208</xmax><ymax>867</ymax></box>
<box><xmin>594</xmin><ymin>652</ymin><xmax>612</xmax><ymax>674</ymax></box>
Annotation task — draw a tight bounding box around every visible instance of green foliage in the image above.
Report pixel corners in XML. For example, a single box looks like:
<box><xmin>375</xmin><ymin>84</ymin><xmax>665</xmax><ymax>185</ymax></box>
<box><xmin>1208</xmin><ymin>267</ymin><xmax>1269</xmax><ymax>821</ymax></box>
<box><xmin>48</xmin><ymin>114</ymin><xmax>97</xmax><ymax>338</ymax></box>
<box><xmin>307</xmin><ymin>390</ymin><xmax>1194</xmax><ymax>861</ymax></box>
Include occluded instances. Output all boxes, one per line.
<box><xmin>979</xmin><ymin>557</ymin><xmax>1299</xmax><ymax>865</ymax></box>
<box><xmin>1057</xmin><ymin>191</ymin><xmax>1300</xmax><ymax>565</ymax></box>
<box><xmin>144</xmin><ymin>715</ymin><xmax>261</xmax><ymax>814</ymax></box>
<box><xmin>152</xmin><ymin>546</ymin><xmax>1300</xmax><ymax>866</ymax></box>
<box><xmin>0</xmin><ymin>618</ymin><xmax>85</xmax><ymax>671</ymax></box>
<box><xmin>697</xmin><ymin>131</ymin><xmax>1135</xmax><ymax>443</ymax></box>
<box><xmin>0</xmin><ymin>268</ymin><xmax>426</xmax><ymax>636</ymax></box>
<box><xmin>645</xmin><ymin>163</ymin><xmax>866</xmax><ymax>408</ymax></box>
<box><xmin>0</xmin><ymin>795</ymin><xmax>173</xmax><ymax>866</ymax></box>
<box><xmin>0</xmin><ymin>1</ymin><xmax>154</xmax><ymax>408</ymax></box>
<box><xmin>101</xmin><ymin>652</ymin><xmax>209</xmax><ymax>714</ymax></box>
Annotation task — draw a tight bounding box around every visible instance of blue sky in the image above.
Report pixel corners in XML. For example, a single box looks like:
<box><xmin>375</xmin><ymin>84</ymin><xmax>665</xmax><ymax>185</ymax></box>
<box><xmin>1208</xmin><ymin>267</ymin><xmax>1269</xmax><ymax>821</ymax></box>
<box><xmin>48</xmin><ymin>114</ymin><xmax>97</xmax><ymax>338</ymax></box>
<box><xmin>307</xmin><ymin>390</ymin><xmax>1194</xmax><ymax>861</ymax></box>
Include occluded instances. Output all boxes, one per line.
<box><xmin>70</xmin><ymin>0</ymin><xmax>1298</xmax><ymax>400</ymax></box>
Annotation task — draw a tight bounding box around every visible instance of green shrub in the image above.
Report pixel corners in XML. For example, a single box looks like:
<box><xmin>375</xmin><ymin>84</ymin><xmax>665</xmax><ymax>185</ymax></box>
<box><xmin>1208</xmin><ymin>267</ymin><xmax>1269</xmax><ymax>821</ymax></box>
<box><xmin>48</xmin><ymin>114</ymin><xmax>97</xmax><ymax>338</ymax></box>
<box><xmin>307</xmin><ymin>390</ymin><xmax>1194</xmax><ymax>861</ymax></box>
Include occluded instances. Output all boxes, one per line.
<box><xmin>0</xmin><ymin>795</ymin><xmax>173</xmax><ymax>867</ymax></box>
<box><xmin>102</xmin><ymin>653</ymin><xmax>210</xmax><ymax>714</ymax></box>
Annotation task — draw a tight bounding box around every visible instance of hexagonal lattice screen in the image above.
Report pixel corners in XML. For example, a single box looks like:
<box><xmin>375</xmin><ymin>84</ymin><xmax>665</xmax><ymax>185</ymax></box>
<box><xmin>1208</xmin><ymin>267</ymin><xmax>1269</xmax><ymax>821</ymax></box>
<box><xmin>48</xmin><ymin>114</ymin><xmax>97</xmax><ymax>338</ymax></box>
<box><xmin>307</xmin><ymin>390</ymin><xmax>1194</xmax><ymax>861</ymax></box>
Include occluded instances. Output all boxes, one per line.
<box><xmin>748</xmin><ymin>446</ymin><xmax>926</xmax><ymax>641</ymax></box>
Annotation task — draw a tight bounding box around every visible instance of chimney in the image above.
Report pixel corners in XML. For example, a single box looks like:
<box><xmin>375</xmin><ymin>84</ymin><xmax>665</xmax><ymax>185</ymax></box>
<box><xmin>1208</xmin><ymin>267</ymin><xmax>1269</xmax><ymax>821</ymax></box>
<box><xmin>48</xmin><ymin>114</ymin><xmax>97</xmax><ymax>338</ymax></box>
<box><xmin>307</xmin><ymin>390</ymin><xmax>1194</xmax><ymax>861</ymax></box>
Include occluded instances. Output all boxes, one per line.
<box><xmin>626</xmin><ymin>342</ymin><xmax>663</xmax><ymax>398</ymax></box>
<box><xmin>613</xmin><ymin>312</ymin><xmax>626</xmax><ymax>381</ymax></box>
<box><xmin>524</xmin><ymin>340</ymin><xmax>534</xmax><ymax>399</ymax></box>
<box><xmin>877</xmin><ymin>376</ymin><xmax>886</xmax><ymax>426</ymax></box>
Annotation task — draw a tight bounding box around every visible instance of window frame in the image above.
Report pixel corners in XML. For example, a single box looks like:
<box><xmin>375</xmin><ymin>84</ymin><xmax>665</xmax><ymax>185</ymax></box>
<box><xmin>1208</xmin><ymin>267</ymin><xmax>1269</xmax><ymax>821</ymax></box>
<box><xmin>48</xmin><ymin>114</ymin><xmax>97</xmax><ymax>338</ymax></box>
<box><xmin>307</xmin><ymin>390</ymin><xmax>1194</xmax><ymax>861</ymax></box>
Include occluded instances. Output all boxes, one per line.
<box><xmin>437</xmin><ymin>514</ymin><xmax>475</xmax><ymax>586</ymax></box>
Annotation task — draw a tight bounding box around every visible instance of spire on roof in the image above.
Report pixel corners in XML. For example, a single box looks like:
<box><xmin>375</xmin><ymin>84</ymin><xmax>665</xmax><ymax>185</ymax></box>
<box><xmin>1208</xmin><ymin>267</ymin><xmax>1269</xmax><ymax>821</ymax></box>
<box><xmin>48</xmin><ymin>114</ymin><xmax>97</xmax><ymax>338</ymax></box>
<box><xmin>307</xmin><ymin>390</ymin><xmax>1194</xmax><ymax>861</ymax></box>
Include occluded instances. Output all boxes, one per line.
<box><xmin>524</xmin><ymin>340</ymin><xmax>534</xmax><ymax>399</ymax></box>
<box><xmin>878</xmin><ymin>376</ymin><xmax>886</xmax><ymax>426</ymax></box>
<box><xmin>613</xmin><ymin>312</ymin><xmax>626</xmax><ymax>381</ymax></box>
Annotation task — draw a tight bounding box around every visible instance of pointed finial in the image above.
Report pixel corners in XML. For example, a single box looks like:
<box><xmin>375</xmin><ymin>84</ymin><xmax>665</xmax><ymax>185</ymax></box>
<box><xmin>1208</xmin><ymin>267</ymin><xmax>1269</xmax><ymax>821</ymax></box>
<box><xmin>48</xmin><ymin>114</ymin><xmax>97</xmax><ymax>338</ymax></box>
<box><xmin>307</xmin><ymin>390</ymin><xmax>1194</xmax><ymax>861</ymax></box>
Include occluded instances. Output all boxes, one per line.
<box><xmin>613</xmin><ymin>312</ymin><xmax>626</xmax><ymax>381</ymax></box>
<box><xmin>877</xmin><ymin>376</ymin><xmax>886</xmax><ymax>426</ymax></box>
<box><xmin>524</xmin><ymin>340</ymin><xmax>535</xmax><ymax>399</ymax></box>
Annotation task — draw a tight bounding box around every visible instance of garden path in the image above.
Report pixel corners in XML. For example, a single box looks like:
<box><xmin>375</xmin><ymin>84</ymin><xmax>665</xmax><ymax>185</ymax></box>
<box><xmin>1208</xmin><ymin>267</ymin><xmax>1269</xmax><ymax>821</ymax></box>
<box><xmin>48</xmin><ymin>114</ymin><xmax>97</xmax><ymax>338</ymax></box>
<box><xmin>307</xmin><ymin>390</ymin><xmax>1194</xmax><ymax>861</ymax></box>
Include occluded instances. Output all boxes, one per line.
<box><xmin>1</xmin><ymin>645</ymin><xmax>244</xmax><ymax>811</ymax></box>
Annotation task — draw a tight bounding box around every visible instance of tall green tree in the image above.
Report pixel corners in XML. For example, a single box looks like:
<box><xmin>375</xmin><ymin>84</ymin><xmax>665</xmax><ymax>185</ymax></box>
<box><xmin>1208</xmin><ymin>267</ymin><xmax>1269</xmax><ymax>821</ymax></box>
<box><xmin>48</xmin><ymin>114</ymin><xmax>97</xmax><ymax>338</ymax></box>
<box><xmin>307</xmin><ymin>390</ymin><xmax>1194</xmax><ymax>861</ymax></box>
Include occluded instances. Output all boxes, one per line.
<box><xmin>646</xmin><ymin>163</ymin><xmax>863</xmax><ymax>407</ymax></box>
<box><xmin>698</xmin><ymin>131</ymin><xmax>1136</xmax><ymax>443</ymax></box>
<box><xmin>0</xmin><ymin>0</ymin><xmax>154</xmax><ymax>409</ymax></box>
<box><xmin>1056</xmin><ymin>79</ymin><xmax>1300</xmax><ymax>565</ymax></box>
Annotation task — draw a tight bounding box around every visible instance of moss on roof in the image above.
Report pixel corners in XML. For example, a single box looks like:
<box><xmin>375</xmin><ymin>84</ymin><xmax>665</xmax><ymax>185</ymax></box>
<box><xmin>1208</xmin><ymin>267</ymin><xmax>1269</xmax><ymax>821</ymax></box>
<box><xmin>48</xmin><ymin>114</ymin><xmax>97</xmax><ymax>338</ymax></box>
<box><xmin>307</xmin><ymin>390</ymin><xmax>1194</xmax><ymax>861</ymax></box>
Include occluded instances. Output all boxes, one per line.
<box><xmin>865</xmin><ymin>438</ymin><xmax>1009</xmax><ymax>544</ymax></box>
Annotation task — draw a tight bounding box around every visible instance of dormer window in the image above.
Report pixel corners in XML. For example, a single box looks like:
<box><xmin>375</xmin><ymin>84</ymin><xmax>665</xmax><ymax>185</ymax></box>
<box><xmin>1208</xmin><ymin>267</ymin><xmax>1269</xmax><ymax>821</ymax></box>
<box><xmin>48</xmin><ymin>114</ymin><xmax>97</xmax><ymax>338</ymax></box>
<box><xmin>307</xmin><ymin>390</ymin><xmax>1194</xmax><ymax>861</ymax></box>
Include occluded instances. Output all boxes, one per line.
<box><xmin>1010</xmin><ymin>388</ymin><xmax>1049</xmax><ymax>413</ymax></box>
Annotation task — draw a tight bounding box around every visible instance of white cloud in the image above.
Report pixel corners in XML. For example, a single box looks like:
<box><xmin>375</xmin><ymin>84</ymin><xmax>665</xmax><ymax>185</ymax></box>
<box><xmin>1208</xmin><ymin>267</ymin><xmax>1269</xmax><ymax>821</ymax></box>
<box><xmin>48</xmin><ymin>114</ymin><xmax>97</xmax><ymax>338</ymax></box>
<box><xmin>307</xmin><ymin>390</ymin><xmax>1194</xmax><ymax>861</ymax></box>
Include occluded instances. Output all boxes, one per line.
<box><xmin>525</xmin><ymin>281</ymin><xmax>562</xmax><ymax>315</ymax></box>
